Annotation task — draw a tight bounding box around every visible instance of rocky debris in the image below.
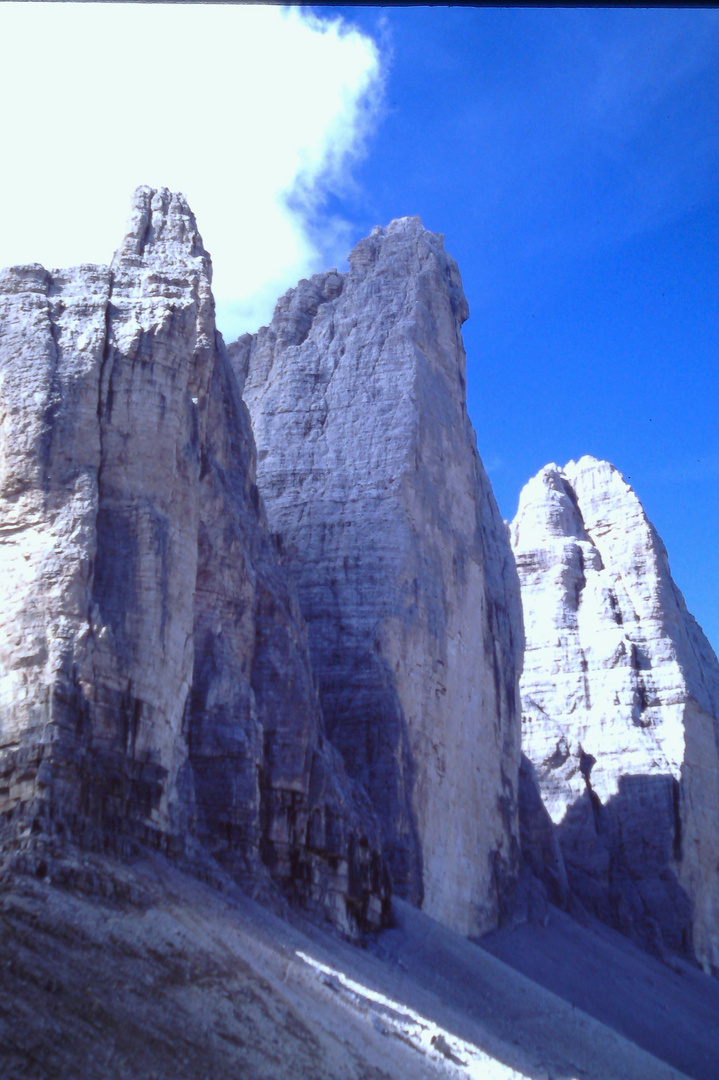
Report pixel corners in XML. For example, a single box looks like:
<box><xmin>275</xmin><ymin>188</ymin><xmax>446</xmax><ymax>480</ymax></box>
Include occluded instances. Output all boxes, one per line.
<box><xmin>0</xmin><ymin>187</ymin><xmax>389</xmax><ymax>935</ymax></box>
<box><xmin>478</xmin><ymin>892</ymin><xmax>719</xmax><ymax>1080</ymax></box>
<box><xmin>1</xmin><ymin>852</ymin><xmax>707</xmax><ymax>1080</ymax></box>
<box><xmin>511</xmin><ymin>456</ymin><xmax>719</xmax><ymax>971</ymax></box>
<box><xmin>238</xmin><ymin>217</ymin><xmax>523</xmax><ymax>937</ymax></box>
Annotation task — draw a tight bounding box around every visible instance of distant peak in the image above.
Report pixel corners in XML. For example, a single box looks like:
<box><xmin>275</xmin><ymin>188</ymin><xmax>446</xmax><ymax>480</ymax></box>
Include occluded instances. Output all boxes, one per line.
<box><xmin>562</xmin><ymin>456</ymin><xmax>632</xmax><ymax>496</ymax></box>
<box><xmin>537</xmin><ymin>463</ymin><xmax>563</xmax><ymax>482</ymax></box>
<box><xmin>528</xmin><ymin>457</ymin><xmax>626</xmax><ymax>491</ymax></box>
<box><xmin>564</xmin><ymin>454</ymin><xmax>611</xmax><ymax>473</ymax></box>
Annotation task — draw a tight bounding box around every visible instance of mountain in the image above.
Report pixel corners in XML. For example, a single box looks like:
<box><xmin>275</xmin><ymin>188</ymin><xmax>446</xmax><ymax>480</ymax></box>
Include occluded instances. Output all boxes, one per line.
<box><xmin>234</xmin><ymin>217</ymin><xmax>524</xmax><ymax>936</ymax></box>
<box><xmin>0</xmin><ymin>187</ymin><xmax>388</xmax><ymax>936</ymax></box>
<box><xmin>511</xmin><ymin>455</ymin><xmax>719</xmax><ymax>973</ymax></box>
<box><xmin>1</xmin><ymin>191</ymin><xmax>718</xmax><ymax>1079</ymax></box>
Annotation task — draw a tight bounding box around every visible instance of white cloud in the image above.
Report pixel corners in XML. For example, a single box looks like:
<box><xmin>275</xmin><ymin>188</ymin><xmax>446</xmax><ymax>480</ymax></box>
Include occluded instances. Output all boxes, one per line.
<box><xmin>0</xmin><ymin>2</ymin><xmax>382</xmax><ymax>338</ymax></box>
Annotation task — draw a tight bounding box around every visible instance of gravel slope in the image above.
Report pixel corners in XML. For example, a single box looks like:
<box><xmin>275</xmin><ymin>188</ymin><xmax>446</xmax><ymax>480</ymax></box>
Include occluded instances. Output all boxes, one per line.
<box><xmin>479</xmin><ymin>903</ymin><xmax>719</xmax><ymax>1080</ymax></box>
<box><xmin>0</xmin><ymin>853</ymin><xmax>703</xmax><ymax>1080</ymax></box>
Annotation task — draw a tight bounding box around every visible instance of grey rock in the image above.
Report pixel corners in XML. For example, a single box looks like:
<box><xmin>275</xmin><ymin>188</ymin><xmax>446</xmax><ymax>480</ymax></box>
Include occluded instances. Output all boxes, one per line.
<box><xmin>512</xmin><ymin>456</ymin><xmax>719</xmax><ymax>971</ymax></box>
<box><xmin>0</xmin><ymin>187</ymin><xmax>389</xmax><ymax>935</ymax></box>
<box><xmin>517</xmin><ymin>753</ymin><xmax>569</xmax><ymax>911</ymax></box>
<box><xmin>238</xmin><ymin>217</ymin><xmax>523</xmax><ymax>936</ymax></box>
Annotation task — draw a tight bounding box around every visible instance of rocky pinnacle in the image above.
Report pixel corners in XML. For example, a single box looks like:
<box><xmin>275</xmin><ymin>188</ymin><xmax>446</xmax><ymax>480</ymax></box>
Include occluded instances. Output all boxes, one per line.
<box><xmin>237</xmin><ymin>217</ymin><xmax>524</xmax><ymax>937</ymax></box>
<box><xmin>512</xmin><ymin>456</ymin><xmax>719</xmax><ymax>972</ymax></box>
<box><xmin>0</xmin><ymin>187</ymin><xmax>389</xmax><ymax>935</ymax></box>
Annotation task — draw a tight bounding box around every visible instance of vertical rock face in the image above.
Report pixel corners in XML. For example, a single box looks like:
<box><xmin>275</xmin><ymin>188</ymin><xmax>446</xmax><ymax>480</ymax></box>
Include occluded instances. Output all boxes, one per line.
<box><xmin>0</xmin><ymin>187</ymin><xmax>388</xmax><ymax>935</ymax></box>
<box><xmin>517</xmin><ymin>753</ymin><xmax>569</xmax><ymax>913</ymax></box>
<box><xmin>512</xmin><ymin>456</ymin><xmax>719</xmax><ymax>971</ymax></box>
<box><xmin>237</xmin><ymin>218</ymin><xmax>523</xmax><ymax>937</ymax></box>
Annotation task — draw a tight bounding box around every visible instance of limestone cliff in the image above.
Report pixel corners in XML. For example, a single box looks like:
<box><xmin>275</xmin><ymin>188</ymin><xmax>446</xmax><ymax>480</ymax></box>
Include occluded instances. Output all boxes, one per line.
<box><xmin>0</xmin><ymin>187</ymin><xmax>388</xmax><ymax>935</ymax></box>
<box><xmin>512</xmin><ymin>456</ymin><xmax>719</xmax><ymax>972</ymax></box>
<box><xmin>237</xmin><ymin>218</ymin><xmax>523</xmax><ymax>937</ymax></box>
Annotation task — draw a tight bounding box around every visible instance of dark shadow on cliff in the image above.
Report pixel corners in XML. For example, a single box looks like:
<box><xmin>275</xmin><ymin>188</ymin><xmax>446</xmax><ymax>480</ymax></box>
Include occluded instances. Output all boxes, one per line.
<box><xmin>556</xmin><ymin>771</ymin><xmax>694</xmax><ymax>962</ymax></box>
<box><xmin>317</xmin><ymin>643</ymin><xmax>425</xmax><ymax>908</ymax></box>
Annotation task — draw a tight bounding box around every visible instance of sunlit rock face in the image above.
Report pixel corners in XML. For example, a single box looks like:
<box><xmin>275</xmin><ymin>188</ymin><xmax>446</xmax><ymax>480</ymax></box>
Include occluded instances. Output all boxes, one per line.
<box><xmin>237</xmin><ymin>218</ymin><xmax>523</xmax><ymax>937</ymax></box>
<box><xmin>512</xmin><ymin>456</ymin><xmax>719</xmax><ymax>971</ymax></box>
<box><xmin>0</xmin><ymin>187</ymin><xmax>389</xmax><ymax>935</ymax></box>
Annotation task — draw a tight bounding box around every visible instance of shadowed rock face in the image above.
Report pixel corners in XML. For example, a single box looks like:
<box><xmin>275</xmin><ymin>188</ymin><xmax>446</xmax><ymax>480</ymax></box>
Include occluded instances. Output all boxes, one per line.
<box><xmin>236</xmin><ymin>218</ymin><xmax>523</xmax><ymax>937</ymax></box>
<box><xmin>512</xmin><ymin>456</ymin><xmax>719</xmax><ymax>971</ymax></box>
<box><xmin>0</xmin><ymin>187</ymin><xmax>389</xmax><ymax>936</ymax></box>
<box><xmin>516</xmin><ymin>753</ymin><xmax>569</xmax><ymax>914</ymax></box>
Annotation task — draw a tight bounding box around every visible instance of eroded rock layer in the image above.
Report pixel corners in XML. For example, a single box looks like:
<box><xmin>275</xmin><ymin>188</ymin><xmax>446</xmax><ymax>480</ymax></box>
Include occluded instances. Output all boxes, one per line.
<box><xmin>0</xmin><ymin>187</ymin><xmax>388</xmax><ymax>935</ymax></box>
<box><xmin>237</xmin><ymin>218</ymin><xmax>523</xmax><ymax>936</ymax></box>
<box><xmin>512</xmin><ymin>456</ymin><xmax>719</xmax><ymax>971</ymax></box>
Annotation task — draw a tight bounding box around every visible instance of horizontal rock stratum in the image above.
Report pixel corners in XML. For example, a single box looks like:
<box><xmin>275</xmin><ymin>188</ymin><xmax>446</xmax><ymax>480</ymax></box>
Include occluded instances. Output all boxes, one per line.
<box><xmin>235</xmin><ymin>217</ymin><xmax>524</xmax><ymax>937</ymax></box>
<box><xmin>512</xmin><ymin>456</ymin><xmax>719</xmax><ymax>973</ymax></box>
<box><xmin>0</xmin><ymin>187</ymin><xmax>389</xmax><ymax>935</ymax></box>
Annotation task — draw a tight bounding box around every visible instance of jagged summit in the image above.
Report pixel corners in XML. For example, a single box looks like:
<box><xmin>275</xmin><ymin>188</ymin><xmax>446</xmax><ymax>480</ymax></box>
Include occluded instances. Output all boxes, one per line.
<box><xmin>233</xmin><ymin>216</ymin><xmax>465</xmax><ymax>356</ymax></box>
<box><xmin>512</xmin><ymin>455</ymin><xmax>719</xmax><ymax>972</ymax></box>
<box><xmin>115</xmin><ymin>185</ymin><xmax>210</xmax><ymax>269</ymax></box>
<box><xmin>346</xmin><ymin>215</ymin><xmax>469</xmax><ymax>323</ymax></box>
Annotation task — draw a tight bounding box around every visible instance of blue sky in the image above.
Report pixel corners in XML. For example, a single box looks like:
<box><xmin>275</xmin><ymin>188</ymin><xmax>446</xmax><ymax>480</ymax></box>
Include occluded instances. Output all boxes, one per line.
<box><xmin>1</xmin><ymin>5</ymin><xmax>717</xmax><ymax>653</ymax></box>
<box><xmin>320</xmin><ymin>6</ymin><xmax>719</xmax><ymax>653</ymax></box>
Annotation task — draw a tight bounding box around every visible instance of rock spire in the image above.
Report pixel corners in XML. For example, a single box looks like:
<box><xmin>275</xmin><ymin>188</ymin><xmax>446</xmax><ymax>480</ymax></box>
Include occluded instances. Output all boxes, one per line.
<box><xmin>236</xmin><ymin>216</ymin><xmax>523</xmax><ymax>936</ymax></box>
<box><xmin>0</xmin><ymin>187</ymin><xmax>389</xmax><ymax>935</ymax></box>
<box><xmin>512</xmin><ymin>456</ymin><xmax>719</xmax><ymax>971</ymax></box>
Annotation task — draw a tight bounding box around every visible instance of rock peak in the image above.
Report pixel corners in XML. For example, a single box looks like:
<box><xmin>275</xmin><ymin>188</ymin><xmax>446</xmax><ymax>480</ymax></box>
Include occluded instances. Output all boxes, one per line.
<box><xmin>513</xmin><ymin>457</ymin><xmax>719</xmax><ymax>971</ymax></box>
<box><xmin>563</xmin><ymin>455</ymin><xmax>626</xmax><ymax>487</ymax></box>
<box><xmin>238</xmin><ymin>219</ymin><xmax>521</xmax><ymax>937</ymax></box>
<box><xmin>346</xmin><ymin>216</ymin><xmax>468</xmax><ymax>324</ymax></box>
<box><xmin>113</xmin><ymin>185</ymin><xmax>210</xmax><ymax>274</ymax></box>
<box><xmin>385</xmin><ymin>214</ymin><xmax>426</xmax><ymax>233</ymax></box>
<box><xmin>0</xmin><ymin>187</ymin><xmax>388</xmax><ymax>937</ymax></box>
<box><xmin>349</xmin><ymin>214</ymin><xmax>444</xmax><ymax>256</ymax></box>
